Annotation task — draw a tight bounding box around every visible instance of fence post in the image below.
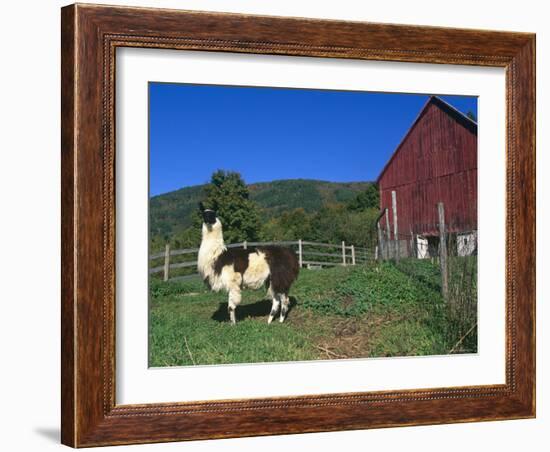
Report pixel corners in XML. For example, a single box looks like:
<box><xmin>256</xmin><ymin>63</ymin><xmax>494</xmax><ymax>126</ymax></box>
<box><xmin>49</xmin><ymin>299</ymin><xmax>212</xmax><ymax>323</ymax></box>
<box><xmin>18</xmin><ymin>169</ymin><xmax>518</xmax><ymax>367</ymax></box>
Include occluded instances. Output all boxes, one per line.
<box><xmin>342</xmin><ymin>241</ymin><xmax>347</xmax><ymax>266</ymax></box>
<box><xmin>384</xmin><ymin>208</ymin><xmax>391</xmax><ymax>259</ymax></box>
<box><xmin>375</xmin><ymin>246</ymin><xmax>379</xmax><ymax>260</ymax></box>
<box><xmin>298</xmin><ymin>239</ymin><xmax>303</xmax><ymax>268</ymax></box>
<box><xmin>409</xmin><ymin>227</ymin><xmax>415</xmax><ymax>259</ymax></box>
<box><xmin>376</xmin><ymin>221</ymin><xmax>384</xmax><ymax>261</ymax></box>
<box><xmin>163</xmin><ymin>244</ymin><xmax>170</xmax><ymax>282</ymax></box>
<box><xmin>392</xmin><ymin>190</ymin><xmax>400</xmax><ymax>262</ymax></box>
<box><xmin>243</xmin><ymin>240</ymin><xmax>247</xmax><ymax>250</ymax></box>
<box><xmin>438</xmin><ymin>202</ymin><xmax>449</xmax><ymax>301</ymax></box>
<box><xmin>351</xmin><ymin>245</ymin><xmax>356</xmax><ymax>265</ymax></box>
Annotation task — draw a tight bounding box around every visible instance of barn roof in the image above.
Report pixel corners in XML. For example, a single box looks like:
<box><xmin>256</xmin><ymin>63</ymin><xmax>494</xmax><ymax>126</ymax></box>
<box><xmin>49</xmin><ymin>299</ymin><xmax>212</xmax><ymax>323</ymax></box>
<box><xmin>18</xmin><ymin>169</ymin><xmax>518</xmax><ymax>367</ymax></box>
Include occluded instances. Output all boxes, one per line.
<box><xmin>376</xmin><ymin>96</ymin><xmax>477</xmax><ymax>184</ymax></box>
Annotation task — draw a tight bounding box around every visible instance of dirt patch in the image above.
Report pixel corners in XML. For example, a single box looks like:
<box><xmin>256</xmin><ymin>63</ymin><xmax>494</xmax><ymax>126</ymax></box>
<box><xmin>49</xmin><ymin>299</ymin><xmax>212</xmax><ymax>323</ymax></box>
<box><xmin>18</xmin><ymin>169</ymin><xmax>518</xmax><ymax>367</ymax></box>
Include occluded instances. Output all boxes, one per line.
<box><xmin>309</xmin><ymin>317</ymin><xmax>370</xmax><ymax>359</ymax></box>
<box><xmin>283</xmin><ymin>302</ymin><xmax>416</xmax><ymax>361</ymax></box>
<box><xmin>312</xmin><ymin>312</ymin><xmax>408</xmax><ymax>360</ymax></box>
<box><xmin>340</xmin><ymin>295</ymin><xmax>355</xmax><ymax>311</ymax></box>
<box><xmin>333</xmin><ymin>318</ymin><xmax>360</xmax><ymax>337</ymax></box>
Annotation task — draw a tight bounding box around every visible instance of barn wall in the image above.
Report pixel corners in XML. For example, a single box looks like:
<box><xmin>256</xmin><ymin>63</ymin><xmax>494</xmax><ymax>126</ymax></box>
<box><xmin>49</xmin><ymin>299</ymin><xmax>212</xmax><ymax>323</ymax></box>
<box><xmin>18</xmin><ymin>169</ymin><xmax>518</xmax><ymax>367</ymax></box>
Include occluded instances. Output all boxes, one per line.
<box><xmin>378</xmin><ymin>99</ymin><xmax>477</xmax><ymax>237</ymax></box>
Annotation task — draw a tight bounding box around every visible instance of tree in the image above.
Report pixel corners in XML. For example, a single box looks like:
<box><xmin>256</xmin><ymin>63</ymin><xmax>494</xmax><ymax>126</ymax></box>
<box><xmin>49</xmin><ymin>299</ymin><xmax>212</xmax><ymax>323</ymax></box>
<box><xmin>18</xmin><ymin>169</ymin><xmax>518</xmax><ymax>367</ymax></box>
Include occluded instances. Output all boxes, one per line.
<box><xmin>260</xmin><ymin>208</ymin><xmax>313</xmax><ymax>241</ymax></box>
<box><xmin>172</xmin><ymin>226</ymin><xmax>201</xmax><ymax>250</ymax></box>
<box><xmin>309</xmin><ymin>204</ymin><xmax>379</xmax><ymax>248</ymax></box>
<box><xmin>202</xmin><ymin>170</ymin><xmax>261</xmax><ymax>243</ymax></box>
<box><xmin>341</xmin><ymin>208</ymin><xmax>380</xmax><ymax>249</ymax></box>
<box><xmin>348</xmin><ymin>184</ymin><xmax>380</xmax><ymax>211</ymax></box>
<box><xmin>309</xmin><ymin>204</ymin><xmax>347</xmax><ymax>243</ymax></box>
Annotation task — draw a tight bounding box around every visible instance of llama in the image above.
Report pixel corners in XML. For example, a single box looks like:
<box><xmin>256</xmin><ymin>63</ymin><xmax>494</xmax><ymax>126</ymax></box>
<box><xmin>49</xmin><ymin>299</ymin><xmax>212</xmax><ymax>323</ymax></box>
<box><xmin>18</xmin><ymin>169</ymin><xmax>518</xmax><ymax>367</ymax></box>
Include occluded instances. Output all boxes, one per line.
<box><xmin>197</xmin><ymin>203</ymin><xmax>299</xmax><ymax>325</ymax></box>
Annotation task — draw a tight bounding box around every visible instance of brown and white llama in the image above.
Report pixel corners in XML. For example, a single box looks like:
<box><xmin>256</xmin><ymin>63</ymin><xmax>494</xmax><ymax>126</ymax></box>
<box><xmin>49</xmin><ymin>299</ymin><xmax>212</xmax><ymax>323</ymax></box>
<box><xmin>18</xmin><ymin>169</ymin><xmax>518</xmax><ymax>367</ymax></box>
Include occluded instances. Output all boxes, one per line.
<box><xmin>197</xmin><ymin>203</ymin><xmax>299</xmax><ymax>325</ymax></box>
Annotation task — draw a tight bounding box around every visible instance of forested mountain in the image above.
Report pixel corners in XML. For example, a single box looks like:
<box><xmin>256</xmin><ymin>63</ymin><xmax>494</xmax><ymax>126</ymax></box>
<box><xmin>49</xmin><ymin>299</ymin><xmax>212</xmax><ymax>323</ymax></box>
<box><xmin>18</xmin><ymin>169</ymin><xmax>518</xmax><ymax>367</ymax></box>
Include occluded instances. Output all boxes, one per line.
<box><xmin>150</xmin><ymin>179</ymin><xmax>373</xmax><ymax>239</ymax></box>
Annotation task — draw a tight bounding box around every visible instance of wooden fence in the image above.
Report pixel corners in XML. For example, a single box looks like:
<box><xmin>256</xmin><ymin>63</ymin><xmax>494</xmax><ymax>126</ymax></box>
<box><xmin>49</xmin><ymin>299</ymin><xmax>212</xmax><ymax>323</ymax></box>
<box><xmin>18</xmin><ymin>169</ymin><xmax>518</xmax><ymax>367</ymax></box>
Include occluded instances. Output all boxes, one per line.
<box><xmin>150</xmin><ymin>240</ymin><xmax>372</xmax><ymax>282</ymax></box>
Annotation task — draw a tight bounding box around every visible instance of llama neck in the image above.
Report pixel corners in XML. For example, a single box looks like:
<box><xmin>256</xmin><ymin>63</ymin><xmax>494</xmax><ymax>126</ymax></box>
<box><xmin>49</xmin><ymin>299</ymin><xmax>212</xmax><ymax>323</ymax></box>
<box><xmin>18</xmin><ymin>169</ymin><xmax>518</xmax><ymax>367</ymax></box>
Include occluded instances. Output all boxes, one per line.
<box><xmin>200</xmin><ymin>233</ymin><xmax>225</xmax><ymax>254</ymax></box>
<box><xmin>198</xmin><ymin>222</ymin><xmax>226</xmax><ymax>275</ymax></box>
<box><xmin>200</xmin><ymin>223</ymin><xmax>225</xmax><ymax>249</ymax></box>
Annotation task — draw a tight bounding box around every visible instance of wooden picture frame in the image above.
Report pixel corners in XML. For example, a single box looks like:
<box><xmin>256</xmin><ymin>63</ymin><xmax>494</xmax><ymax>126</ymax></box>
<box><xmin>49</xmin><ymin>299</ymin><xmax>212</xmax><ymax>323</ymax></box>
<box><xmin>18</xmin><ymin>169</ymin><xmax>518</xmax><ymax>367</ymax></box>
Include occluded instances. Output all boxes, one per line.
<box><xmin>61</xmin><ymin>3</ymin><xmax>535</xmax><ymax>447</ymax></box>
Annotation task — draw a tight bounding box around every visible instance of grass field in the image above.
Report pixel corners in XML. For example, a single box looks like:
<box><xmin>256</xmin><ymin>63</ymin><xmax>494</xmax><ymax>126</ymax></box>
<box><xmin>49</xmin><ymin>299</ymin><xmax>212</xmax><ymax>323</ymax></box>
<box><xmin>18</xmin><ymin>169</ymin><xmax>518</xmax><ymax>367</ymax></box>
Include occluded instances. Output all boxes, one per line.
<box><xmin>149</xmin><ymin>258</ymin><xmax>477</xmax><ymax>367</ymax></box>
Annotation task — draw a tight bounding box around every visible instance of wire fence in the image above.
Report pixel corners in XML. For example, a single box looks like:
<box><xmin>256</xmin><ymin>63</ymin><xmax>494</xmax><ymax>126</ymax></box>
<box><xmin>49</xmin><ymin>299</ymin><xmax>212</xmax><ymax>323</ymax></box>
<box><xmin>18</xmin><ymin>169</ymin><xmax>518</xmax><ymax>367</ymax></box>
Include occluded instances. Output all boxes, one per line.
<box><xmin>376</xmin><ymin>228</ymin><xmax>477</xmax><ymax>261</ymax></box>
<box><xmin>375</xmin><ymin>199</ymin><xmax>478</xmax><ymax>353</ymax></box>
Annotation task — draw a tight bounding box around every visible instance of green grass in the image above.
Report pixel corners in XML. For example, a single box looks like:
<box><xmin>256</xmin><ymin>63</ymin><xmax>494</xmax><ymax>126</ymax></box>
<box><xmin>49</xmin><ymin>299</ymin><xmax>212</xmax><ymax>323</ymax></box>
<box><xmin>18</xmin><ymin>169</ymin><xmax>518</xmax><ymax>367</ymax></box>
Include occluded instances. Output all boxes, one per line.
<box><xmin>149</xmin><ymin>259</ymin><xmax>477</xmax><ymax>367</ymax></box>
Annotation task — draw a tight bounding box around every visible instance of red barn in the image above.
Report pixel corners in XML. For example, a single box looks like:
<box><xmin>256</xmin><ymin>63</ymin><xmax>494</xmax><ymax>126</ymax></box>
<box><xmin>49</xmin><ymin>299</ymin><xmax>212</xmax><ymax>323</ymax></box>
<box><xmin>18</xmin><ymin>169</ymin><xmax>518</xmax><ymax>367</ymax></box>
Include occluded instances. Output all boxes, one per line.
<box><xmin>377</xmin><ymin>96</ymin><xmax>477</xmax><ymax>256</ymax></box>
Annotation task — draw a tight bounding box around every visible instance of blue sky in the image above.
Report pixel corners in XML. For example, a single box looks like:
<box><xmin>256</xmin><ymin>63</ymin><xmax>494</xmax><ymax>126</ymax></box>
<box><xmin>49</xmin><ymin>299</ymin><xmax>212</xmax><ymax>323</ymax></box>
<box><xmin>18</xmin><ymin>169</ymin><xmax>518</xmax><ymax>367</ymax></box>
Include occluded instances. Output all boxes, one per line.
<box><xmin>149</xmin><ymin>83</ymin><xmax>477</xmax><ymax>196</ymax></box>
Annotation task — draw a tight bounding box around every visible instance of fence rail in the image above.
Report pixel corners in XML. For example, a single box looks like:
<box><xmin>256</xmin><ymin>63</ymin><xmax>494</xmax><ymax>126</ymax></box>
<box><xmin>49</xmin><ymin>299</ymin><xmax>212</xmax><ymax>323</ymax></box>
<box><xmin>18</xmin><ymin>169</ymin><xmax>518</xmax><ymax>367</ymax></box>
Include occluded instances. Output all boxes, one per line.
<box><xmin>150</xmin><ymin>239</ymin><xmax>372</xmax><ymax>282</ymax></box>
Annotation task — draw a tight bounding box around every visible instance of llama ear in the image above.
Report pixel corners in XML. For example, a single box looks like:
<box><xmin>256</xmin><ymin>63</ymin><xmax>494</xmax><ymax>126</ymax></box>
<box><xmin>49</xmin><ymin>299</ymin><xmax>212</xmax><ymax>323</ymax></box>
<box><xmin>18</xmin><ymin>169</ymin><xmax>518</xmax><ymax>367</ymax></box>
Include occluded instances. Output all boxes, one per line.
<box><xmin>198</xmin><ymin>202</ymin><xmax>205</xmax><ymax>212</ymax></box>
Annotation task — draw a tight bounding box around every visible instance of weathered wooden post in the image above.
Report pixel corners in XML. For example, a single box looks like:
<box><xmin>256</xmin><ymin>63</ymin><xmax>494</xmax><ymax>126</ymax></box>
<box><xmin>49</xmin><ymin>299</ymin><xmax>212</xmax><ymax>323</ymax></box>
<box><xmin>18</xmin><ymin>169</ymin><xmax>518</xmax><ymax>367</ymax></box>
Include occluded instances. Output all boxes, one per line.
<box><xmin>384</xmin><ymin>208</ymin><xmax>391</xmax><ymax>259</ymax></box>
<box><xmin>392</xmin><ymin>190</ymin><xmax>399</xmax><ymax>262</ymax></box>
<box><xmin>342</xmin><ymin>241</ymin><xmax>347</xmax><ymax>266</ymax></box>
<box><xmin>163</xmin><ymin>243</ymin><xmax>170</xmax><ymax>282</ymax></box>
<box><xmin>243</xmin><ymin>240</ymin><xmax>247</xmax><ymax>250</ymax></box>
<box><xmin>376</xmin><ymin>221</ymin><xmax>383</xmax><ymax>261</ymax></box>
<box><xmin>351</xmin><ymin>245</ymin><xmax>356</xmax><ymax>265</ymax></box>
<box><xmin>410</xmin><ymin>227</ymin><xmax>415</xmax><ymax>259</ymax></box>
<box><xmin>375</xmin><ymin>246</ymin><xmax>379</xmax><ymax>260</ymax></box>
<box><xmin>298</xmin><ymin>239</ymin><xmax>303</xmax><ymax>268</ymax></box>
<box><xmin>438</xmin><ymin>202</ymin><xmax>449</xmax><ymax>300</ymax></box>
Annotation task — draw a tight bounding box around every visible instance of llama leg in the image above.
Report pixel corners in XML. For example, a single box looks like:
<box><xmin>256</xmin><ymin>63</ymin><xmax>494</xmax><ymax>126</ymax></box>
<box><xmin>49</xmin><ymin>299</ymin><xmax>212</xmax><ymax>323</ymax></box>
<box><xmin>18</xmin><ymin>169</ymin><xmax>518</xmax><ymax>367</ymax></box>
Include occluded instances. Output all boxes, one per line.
<box><xmin>280</xmin><ymin>294</ymin><xmax>290</xmax><ymax>323</ymax></box>
<box><xmin>267</xmin><ymin>295</ymin><xmax>281</xmax><ymax>324</ymax></box>
<box><xmin>228</xmin><ymin>288</ymin><xmax>241</xmax><ymax>325</ymax></box>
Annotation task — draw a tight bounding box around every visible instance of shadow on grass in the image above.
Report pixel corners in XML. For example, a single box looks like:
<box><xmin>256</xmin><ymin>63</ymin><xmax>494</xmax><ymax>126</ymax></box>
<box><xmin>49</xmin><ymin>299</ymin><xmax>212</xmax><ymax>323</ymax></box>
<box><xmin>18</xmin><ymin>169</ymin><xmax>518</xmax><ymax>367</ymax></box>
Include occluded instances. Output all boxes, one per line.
<box><xmin>211</xmin><ymin>297</ymin><xmax>297</xmax><ymax>322</ymax></box>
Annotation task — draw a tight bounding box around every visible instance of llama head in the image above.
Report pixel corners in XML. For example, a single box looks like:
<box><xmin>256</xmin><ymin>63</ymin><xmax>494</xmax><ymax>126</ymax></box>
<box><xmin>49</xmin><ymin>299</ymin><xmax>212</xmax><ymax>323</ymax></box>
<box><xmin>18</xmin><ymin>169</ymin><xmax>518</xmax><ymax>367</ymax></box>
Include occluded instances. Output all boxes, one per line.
<box><xmin>199</xmin><ymin>202</ymin><xmax>220</xmax><ymax>229</ymax></box>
